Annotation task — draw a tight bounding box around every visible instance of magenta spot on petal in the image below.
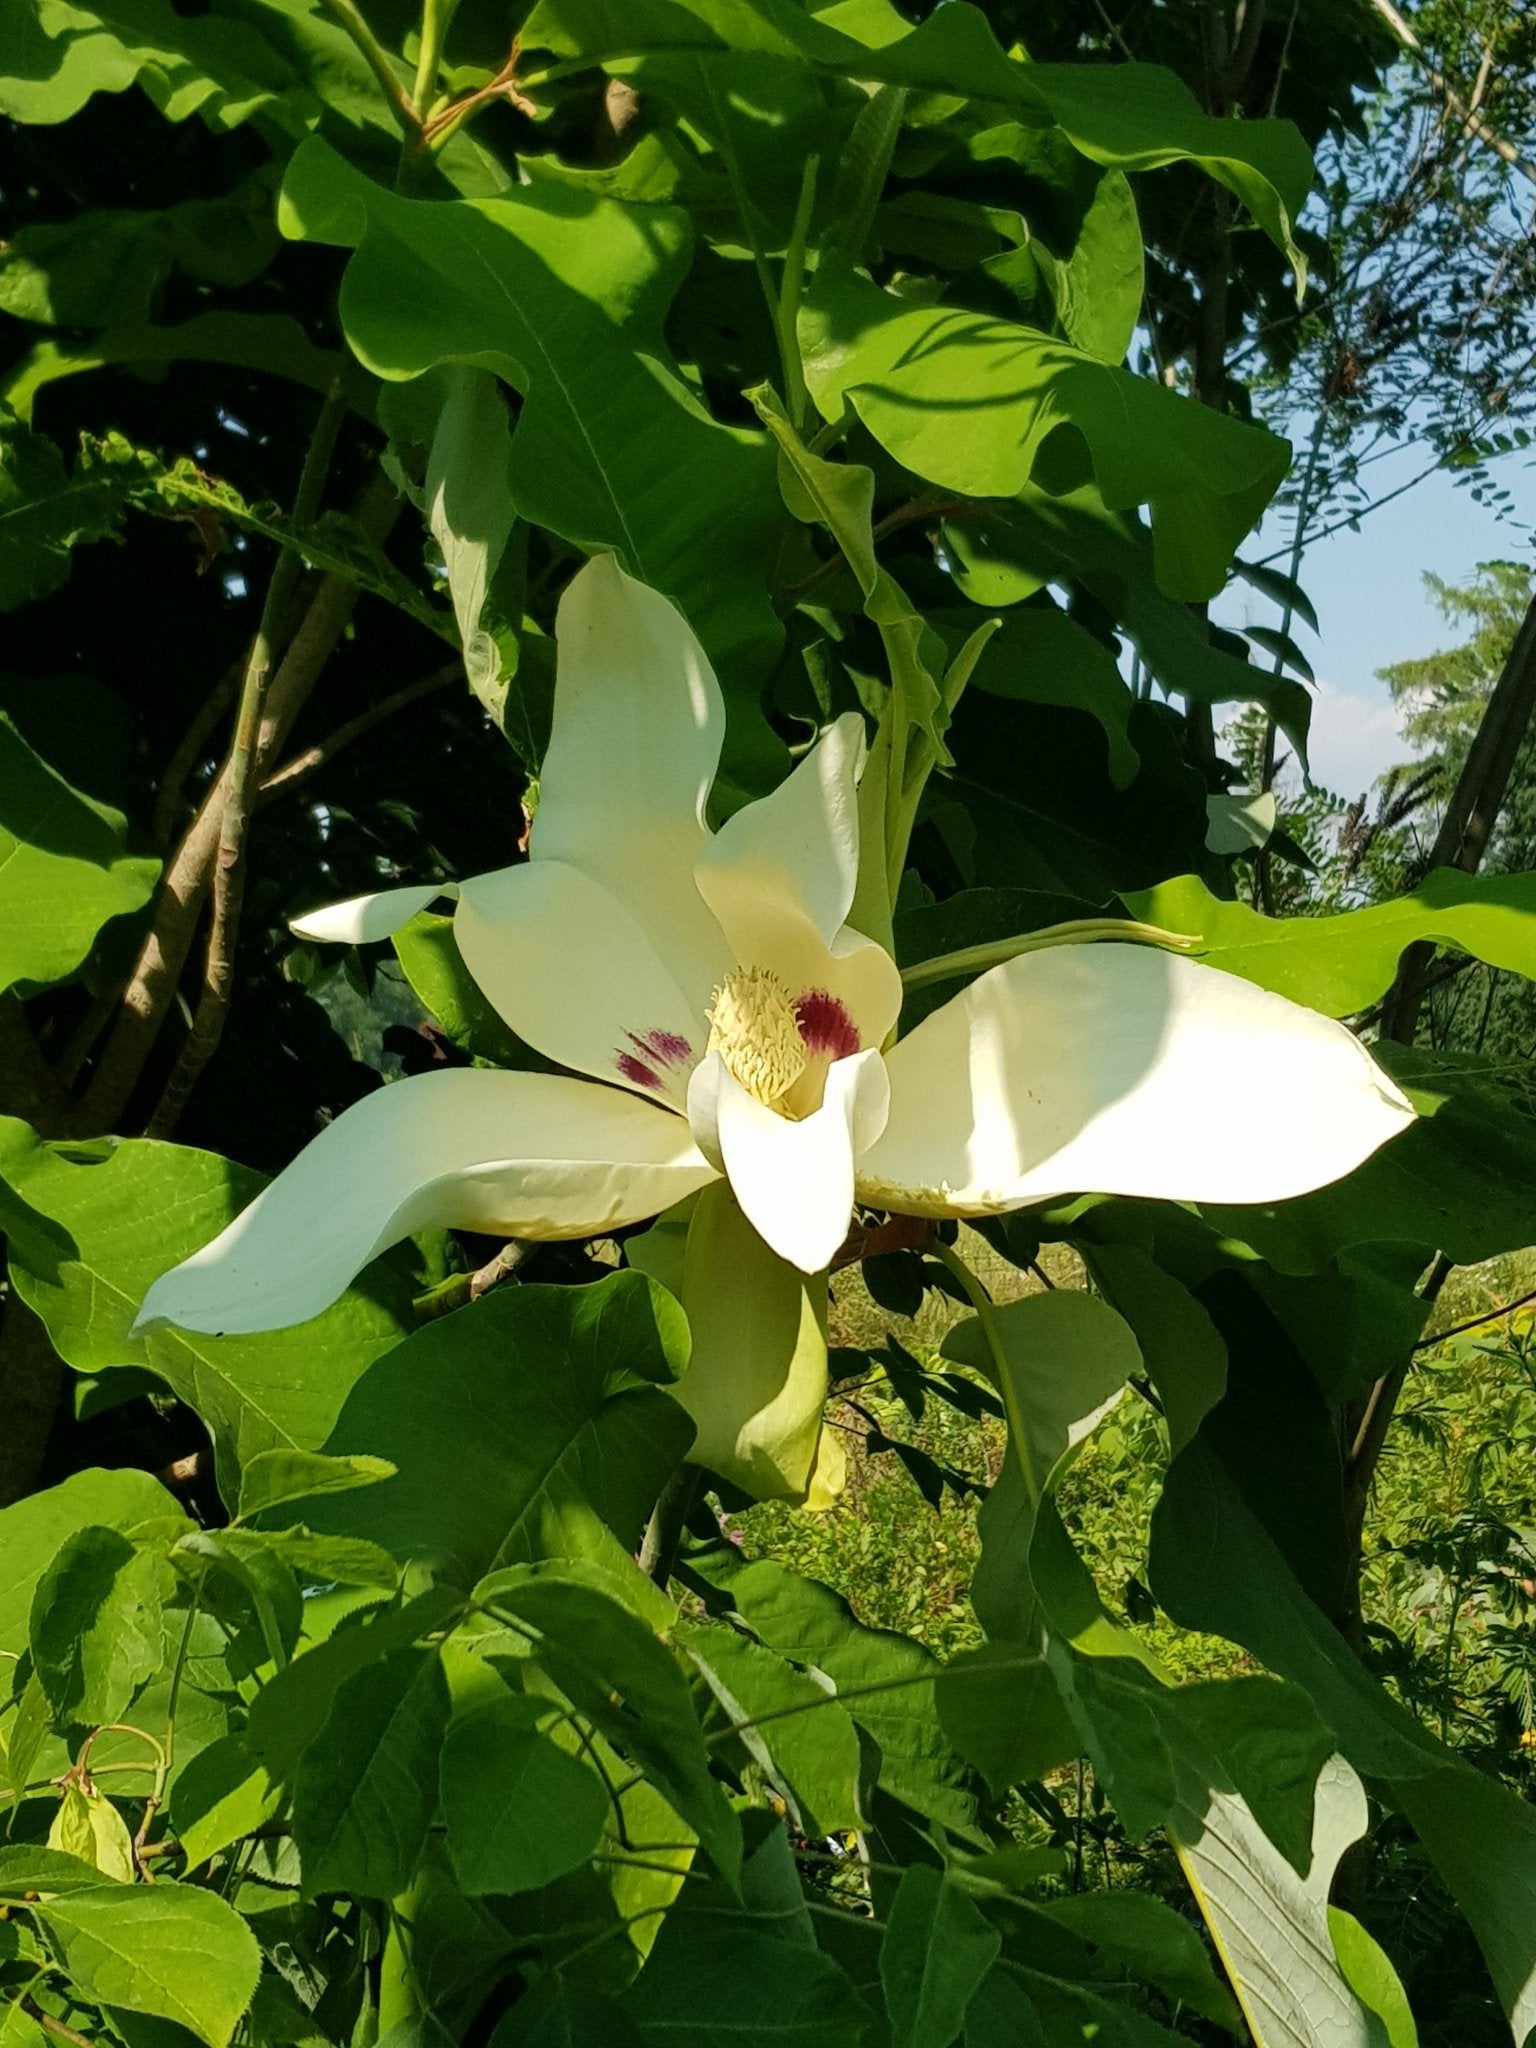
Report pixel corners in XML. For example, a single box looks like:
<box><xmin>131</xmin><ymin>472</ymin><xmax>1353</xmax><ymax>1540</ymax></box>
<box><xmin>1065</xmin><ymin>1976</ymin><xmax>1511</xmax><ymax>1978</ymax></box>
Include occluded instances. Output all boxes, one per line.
<box><xmin>616</xmin><ymin>1052</ymin><xmax>663</xmax><ymax>1091</ymax></box>
<box><xmin>795</xmin><ymin>988</ymin><xmax>860</xmax><ymax>1059</ymax></box>
<box><xmin>633</xmin><ymin>1028</ymin><xmax>692</xmax><ymax>1068</ymax></box>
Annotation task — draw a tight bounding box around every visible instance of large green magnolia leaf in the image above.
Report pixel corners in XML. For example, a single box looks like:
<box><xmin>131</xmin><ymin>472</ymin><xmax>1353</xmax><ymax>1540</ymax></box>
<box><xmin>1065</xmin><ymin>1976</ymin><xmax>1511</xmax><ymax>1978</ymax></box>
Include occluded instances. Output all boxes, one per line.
<box><xmin>880</xmin><ymin>1866</ymin><xmax>1000</xmax><ymax>2048</ymax></box>
<box><xmin>302</xmin><ymin>1273</ymin><xmax>693</xmax><ymax>1585</ymax></box>
<box><xmin>0</xmin><ymin>1119</ymin><xmax>414</xmax><ymax>1500</ymax></box>
<box><xmin>1</xmin><ymin>0</ymin><xmax>389</xmax><ymax>139</ymax></box>
<box><xmin>518</xmin><ymin>0</ymin><xmax>1311</xmax><ymax>269</ymax></box>
<box><xmin>28</xmin><ymin>1883</ymin><xmax>260</xmax><ymax>2048</ymax></box>
<box><xmin>691</xmin><ymin>1552</ymin><xmax>983</xmax><ymax>1835</ymax></box>
<box><xmin>985</xmin><ymin>1956</ymin><xmax>1213</xmax><ymax>2046</ymax></box>
<box><xmin>678</xmin><ymin>1617</ymin><xmax>863</xmax><ymax>1836</ymax></box>
<box><xmin>277</xmin><ymin>137</ymin><xmax>785</xmax><ymax>691</ymax></box>
<box><xmin>621</xmin><ymin>1913</ymin><xmax>867</xmax><ymax>2048</ymax></box>
<box><xmin>944</xmin><ymin>1289</ymin><xmax>1140</xmax><ymax>1644</ymax></box>
<box><xmin>0</xmin><ymin>716</ymin><xmax>159</xmax><ymax>994</ymax></box>
<box><xmin>0</xmin><ymin>183</ymin><xmax>277</xmax><ymax>328</ymax></box>
<box><xmin>801</xmin><ymin>262</ymin><xmax>1289</xmax><ymax>600</ymax></box>
<box><xmin>1080</xmin><ymin>1244</ymin><xmax>1227</xmax><ymax>1453</ymax></box>
<box><xmin>475</xmin><ymin>1561</ymin><xmax>741</xmax><ymax>1885</ymax></box>
<box><xmin>959</xmin><ymin>603</ymin><xmax>1139</xmax><ymax>790</ymax></box>
<box><xmin>410</xmin><ymin>367</ymin><xmax>523</xmax><ymax>727</ymax></box>
<box><xmin>30</xmin><ymin>1525</ymin><xmax>164</xmax><ymax>1728</ymax></box>
<box><xmin>1178</xmin><ymin>1756</ymin><xmax>1391</xmax><ymax>2048</ymax></box>
<box><xmin>440</xmin><ymin>1693</ymin><xmax>610</xmax><ymax>1897</ymax></box>
<box><xmin>4</xmin><ymin>311</ymin><xmax>349</xmax><ymax>423</ymax></box>
<box><xmin>1152</xmin><ymin>1439</ymin><xmax>1536</xmax><ymax>2048</ymax></box>
<box><xmin>945</xmin><ymin>692</ymin><xmax>1209</xmax><ymax>901</ymax></box>
<box><xmin>981</xmin><ymin>1389</ymin><xmax>1374</xmax><ymax>2037</ymax></box>
<box><xmin>1128</xmin><ymin>868</ymin><xmax>1536</xmax><ymax>1013</ymax></box>
<box><xmin>943</xmin><ymin>484</ymin><xmax>1312</xmax><ymax>754</ymax></box>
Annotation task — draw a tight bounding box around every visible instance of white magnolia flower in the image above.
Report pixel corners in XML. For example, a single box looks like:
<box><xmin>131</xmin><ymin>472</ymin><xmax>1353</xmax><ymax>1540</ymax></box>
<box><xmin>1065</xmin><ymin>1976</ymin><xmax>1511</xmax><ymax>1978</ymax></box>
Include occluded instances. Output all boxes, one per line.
<box><xmin>137</xmin><ymin>557</ymin><xmax>1414</xmax><ymax>1499</ymax></box>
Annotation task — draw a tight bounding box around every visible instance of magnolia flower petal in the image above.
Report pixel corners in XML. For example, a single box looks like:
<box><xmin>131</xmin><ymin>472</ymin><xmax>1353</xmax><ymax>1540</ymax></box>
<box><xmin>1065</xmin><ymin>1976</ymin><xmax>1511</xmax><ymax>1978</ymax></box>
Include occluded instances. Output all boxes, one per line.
<box><xmin>291</xmin><ymin>883</ymin><xmax>458</xmax><ymax>945</ymax></box>
<box><xmin>695</xmin><ymin>715</ymin><xmax>900</xmax><ymax>1051</ymax></box>
<box><xmin>695</xmin><ymin>712</ymin><xmax>864</xmax><ymax>952</ymax></box>
<box><xmin>857</xmin><ymin>944</ymin><xmax>1415</xmax><ymax>1216</ymax></box>
<box><xmin>533</xmin><ymin>555</ymin><xmax>729</xmax><ymax>1002</ymax></box>
<box><xmin>689</xmin><ymin>1047</ymin><xmax>890</xmax><ymax>1272</ymax></box>
<box><xmin>666</xmin><ymin>1182</ymin><xmax>837</xmax><ymax>1503</ymax></box>
<box><xmin>457</xmin><ymin>860</ymin><xmax>707</xmax><ymax>1107</ymax></box>
<box><xmin>135</xmin><ymin>1069</ymin><xmax>717</xmax><ymax>1337</ymax></box>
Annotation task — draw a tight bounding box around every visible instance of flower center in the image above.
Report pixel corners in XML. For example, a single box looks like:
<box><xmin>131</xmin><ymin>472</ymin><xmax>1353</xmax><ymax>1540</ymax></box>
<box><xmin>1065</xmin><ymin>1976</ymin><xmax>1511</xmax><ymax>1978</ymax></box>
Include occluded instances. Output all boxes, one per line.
<box><xmin>707</xmin><ymin>967</ymin><xmax>807</xmax><ymax>1109</ymax></box>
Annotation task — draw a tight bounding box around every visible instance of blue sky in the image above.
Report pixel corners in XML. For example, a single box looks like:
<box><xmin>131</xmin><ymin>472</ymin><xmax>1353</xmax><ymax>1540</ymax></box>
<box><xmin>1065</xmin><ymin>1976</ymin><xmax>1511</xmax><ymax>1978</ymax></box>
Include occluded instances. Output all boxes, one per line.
<box><xmin>1218</xmin><ymin>452</ymin><xmax>1536</xmax><ymax>798</ymax></box>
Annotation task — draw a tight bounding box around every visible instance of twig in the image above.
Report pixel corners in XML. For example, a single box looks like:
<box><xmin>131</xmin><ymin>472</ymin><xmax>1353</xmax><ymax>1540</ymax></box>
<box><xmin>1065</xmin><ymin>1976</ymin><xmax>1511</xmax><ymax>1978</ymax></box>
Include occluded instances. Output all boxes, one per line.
<box><xmin>147</xmin><ymin>387</ymin><xmax>349</xmax><ymax>1138</ymax></box>
<box><xmin>258</xmin><ymin>664</ymin><xmax>460</xmax><ymax>800</ymax></box>
<box><xmin>1412</xmin><ymin>1284</ymin><xmax>1536</xmax><ymax>1352</ymax></box>
<box><xmin>21</xmin><ymin>2002</ymin><xmax>96</xmax><ymax>2048</ymax></box>
<box><xmin>418</xmin><ymin>39</ymin><xmax>537</xmax><ymax>154</ymax></box>
<box><xmin>469</xmin><ymin>1241</ymin><xmax>528</xmax><ymax>1300</ymax></box>
<box><xmin>152</xmin><ymin>656</ymin><xmax>243</xmax><ymax>849</ymax></box>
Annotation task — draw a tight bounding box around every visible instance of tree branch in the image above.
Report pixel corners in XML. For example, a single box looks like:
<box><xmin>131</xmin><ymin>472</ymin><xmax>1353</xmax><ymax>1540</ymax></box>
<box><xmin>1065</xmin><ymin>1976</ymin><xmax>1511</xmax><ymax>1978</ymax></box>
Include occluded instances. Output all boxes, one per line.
<box><xmin>258</xmin><ymin>663</ymin><xmax>460</xmax><ymax>801</ymax></box>
<box><xmin>71</xmin><ymin>469</ymin><xmax>401</xmax><ymax>1137</ymax></box>
<box><xmin>147</xmin><ymin>388</ymin><xmax>349</xmax><ymax>1138</ymax></box>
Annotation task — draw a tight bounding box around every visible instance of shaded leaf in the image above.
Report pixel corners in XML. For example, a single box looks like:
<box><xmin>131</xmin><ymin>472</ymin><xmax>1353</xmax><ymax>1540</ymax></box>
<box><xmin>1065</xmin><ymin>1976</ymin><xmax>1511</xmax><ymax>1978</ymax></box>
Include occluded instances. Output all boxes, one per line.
<box><xmin>474</xmin><ymin>1561</ymin><xmax>740</xmax><ymax>1886</ymax></box>
<box><xmin>30</xmin><ymin>1527</ymin><xmax>162</xmax><ymax>1728</ymax></box>
<box><xmin>307</xmin><ymin>1274</ymin><xmax>691</xmax><ymax>1585</ymax></box>
<box><xmin>441</xmin><ymin>1693</ymin><xmax>609</xmax><ymax>1897</ymax></box>
<box><xmin>290</xmin><ymin>1646</ymin><xmax>450</xmax><ymax>1900</ymax></box>
<box><xmin>881</xmin><ymin>1865</ymin><xmax>1001</xmax><ymax>2048</ymax></box>
<box><xmin>679</xmin><ymin>1618</ymin><xmax>862</xmax><ymax>1835</ymax></box>
<box><xmin>0</xmin><ymin>1118</ymin><xmax>414</xmax><ymax>1500</ymax></box>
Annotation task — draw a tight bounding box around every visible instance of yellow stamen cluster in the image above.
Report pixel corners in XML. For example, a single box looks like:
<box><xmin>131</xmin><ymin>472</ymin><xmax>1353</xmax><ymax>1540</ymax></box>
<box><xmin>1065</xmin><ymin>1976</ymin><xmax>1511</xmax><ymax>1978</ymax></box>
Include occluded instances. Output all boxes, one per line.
<box><xmin>707</xmin><ymin>967</ymin><xmax>806</xmax><ymax>1109</ymax></box>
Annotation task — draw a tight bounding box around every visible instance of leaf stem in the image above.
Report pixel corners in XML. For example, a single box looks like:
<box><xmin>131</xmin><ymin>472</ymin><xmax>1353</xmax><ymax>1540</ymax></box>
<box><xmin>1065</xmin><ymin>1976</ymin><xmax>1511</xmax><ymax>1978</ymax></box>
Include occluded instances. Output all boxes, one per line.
<box><xmin>321</xmin><ymin>0</ymin><xmax>421</xmax><ymax>137</ymax></box>
<box><xmin>410</xmin><ymin>0</ymin><xmax>456</xmax><ymax>118</ymax></box>
<box><xmin>640</xmin><ymin>1466</ymin><xmax>700</xmax><ymax>1589</ymax></box>
<box><xmin>777</xmin><ymin>157</ymin><xmax>820</xmax><ymax>434</ymax></box>
<box><xmin>929</xmin><ymin>1241</ymin><xmax>1039</xmax><ymax>1509</ymax></box>
<box><xmin>901</xmin><ymin>919</ymin><xmax>1201</xmax><ymax>992</ymax></box>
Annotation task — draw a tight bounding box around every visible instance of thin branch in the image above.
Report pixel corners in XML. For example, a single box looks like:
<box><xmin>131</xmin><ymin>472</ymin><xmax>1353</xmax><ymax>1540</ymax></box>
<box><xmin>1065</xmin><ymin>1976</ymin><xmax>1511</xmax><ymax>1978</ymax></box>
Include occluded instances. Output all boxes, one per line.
<box><xmin>21</xmin><ymin>2003</ymin><xmax>97</xmax><ymax>2048</ymax></box>
<box><xmin>152</xmin><ymin>656</ymin><xmax>242</xmax><ymax>849</ymax></box>
<box><xmin>1412</xmin><ymin>1285</ymin><xmax>1536</xmax><ymax>1352</ymax></box>
<box><xmin>258</xmin><ymin>663</ymin><xmax>460</xmax><ymax>801</ymax></box>
<box><xmin>147</xmin><ymin>386</ymin><xmax>349</xmax><ymax>1138</ymax></box>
